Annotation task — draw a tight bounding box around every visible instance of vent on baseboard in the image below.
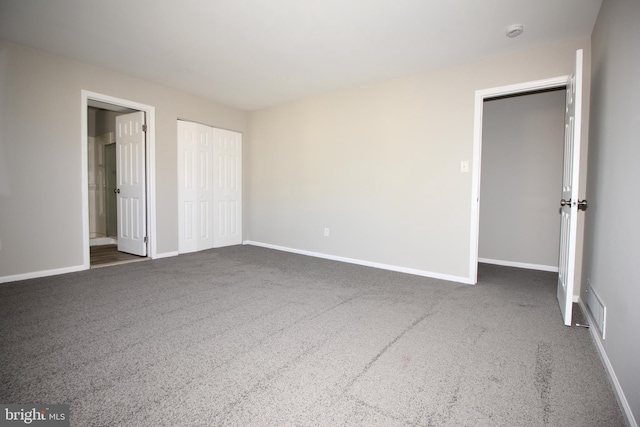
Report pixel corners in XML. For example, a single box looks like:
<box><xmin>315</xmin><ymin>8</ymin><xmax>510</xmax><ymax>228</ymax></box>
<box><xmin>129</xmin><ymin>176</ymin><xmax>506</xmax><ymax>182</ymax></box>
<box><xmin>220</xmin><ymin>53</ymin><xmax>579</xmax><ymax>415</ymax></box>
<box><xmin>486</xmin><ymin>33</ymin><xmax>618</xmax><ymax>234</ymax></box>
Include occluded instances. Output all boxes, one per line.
<box><xmin>586</xmin><ymin>280</ymin><xmax>606</xmax><ymax>339</ymax></box>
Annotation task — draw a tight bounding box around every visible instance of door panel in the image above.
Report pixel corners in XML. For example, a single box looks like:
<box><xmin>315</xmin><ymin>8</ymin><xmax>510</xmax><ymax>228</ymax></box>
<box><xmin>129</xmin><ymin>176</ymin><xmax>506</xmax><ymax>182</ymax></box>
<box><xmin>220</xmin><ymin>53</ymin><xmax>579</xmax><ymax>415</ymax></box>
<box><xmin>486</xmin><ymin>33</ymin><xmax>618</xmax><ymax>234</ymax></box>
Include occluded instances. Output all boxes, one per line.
<box><xmin>116</xmin><ymin>111</ymin><xmax>147</xmax><ymax>256</ymax></box>
<box><xmin>197</xmin><ymin>129</ymin><xmax>213</xmax><ymax>249</ymax></box>
<box><xmin>178</xmin><ymin>121</ymin><xmax>199</xmax><ymax>253</ymax></box>
<box><xmin>557</xmin><ymin>49</ymin><xmax>583</xmax><ymax>326</ymax></box>
<box><xmin>105</xmin><ymin>143</ymin><xmax>117</xmax><ymax>237</ymax></box>
<box><xmin>178</xmin><ymin>121</ymin><xmax>214</xmax><ymax>253</ymax></box>
<box><xmin>213</xmin><ymin>129</ymin><xmax>242</xmax><ymax>248</ymax></box>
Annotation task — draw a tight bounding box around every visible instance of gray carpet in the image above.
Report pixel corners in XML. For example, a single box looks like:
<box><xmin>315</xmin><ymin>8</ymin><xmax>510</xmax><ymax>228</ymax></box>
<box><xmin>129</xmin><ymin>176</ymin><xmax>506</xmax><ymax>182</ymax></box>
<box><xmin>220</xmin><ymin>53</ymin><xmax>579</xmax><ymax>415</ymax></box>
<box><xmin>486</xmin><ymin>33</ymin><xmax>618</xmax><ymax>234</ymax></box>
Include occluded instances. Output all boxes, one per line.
<box><xmin>0</xmin><ymin>246</ymin><xmax>626</xmax><ymax>426</ymax></box>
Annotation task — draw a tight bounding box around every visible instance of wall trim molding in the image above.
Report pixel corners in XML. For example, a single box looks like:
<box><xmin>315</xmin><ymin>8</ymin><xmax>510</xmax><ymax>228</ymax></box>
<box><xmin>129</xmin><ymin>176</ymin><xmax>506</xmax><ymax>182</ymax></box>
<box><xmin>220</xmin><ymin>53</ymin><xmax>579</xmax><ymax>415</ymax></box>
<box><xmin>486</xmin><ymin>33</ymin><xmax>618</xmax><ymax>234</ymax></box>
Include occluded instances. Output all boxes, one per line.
<box><xmin>0</xmin><ymin>265</ymin><xmax>85</xmax><ymax>284</ymax></box>
<box><xmin>90</xmin><ymin>237</ymin><xmax>117</xmax><ymax>246</ymax></box>
<box><xmin>578</xmin><ymin>299</ymin><xmax>638</xmax><ymax>427</ymax></box>
<box><xmin>154</xmin><ymin>251</ymin><xmax>179</xmax><ymax>259</ymax></box>
<box><xmin>243</xmin><ymin>241</ymin><xmax>473</xmax><ymax>285</ymax></box>
<box><xmin>0</xmin><ymin>251</ymin><xmax>179</xmax><ymax>283</ymax></box>
<box><xmin>478</xmin><ymin>257</ymin><xmax>558</xmax><ymax>272</ymax></box>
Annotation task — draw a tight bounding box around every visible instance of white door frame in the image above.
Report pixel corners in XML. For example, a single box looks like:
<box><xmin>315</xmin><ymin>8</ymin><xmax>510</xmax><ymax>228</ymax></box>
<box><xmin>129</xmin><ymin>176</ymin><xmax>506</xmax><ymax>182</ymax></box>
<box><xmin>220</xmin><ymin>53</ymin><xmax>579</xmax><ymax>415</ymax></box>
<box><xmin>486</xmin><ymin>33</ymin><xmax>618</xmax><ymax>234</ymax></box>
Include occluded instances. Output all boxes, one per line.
<box><xmin>469</xmin><ymin>76</ymin><xmax>569</xmax><ymax>284</ymax></box>
<box><xmin>81</xmin><ymin>90</ymin><xmax>157</xmax><ymax>268</ymax></box>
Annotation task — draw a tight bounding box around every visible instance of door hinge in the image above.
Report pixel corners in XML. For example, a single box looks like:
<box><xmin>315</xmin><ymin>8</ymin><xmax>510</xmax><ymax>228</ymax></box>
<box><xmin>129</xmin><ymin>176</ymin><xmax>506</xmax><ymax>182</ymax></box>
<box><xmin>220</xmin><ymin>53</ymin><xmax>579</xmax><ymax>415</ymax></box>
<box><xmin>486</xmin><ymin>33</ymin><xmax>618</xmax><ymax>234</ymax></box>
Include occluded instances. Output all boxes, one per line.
<box><xmin>144</xmin><ymin>236</ymin><xmax>148</xmax><ymax>244</ymax></box>
<box><xmin>142</xmin><ymin>124</ymin><xmax>147</xmax><ymax>133</ymax></box>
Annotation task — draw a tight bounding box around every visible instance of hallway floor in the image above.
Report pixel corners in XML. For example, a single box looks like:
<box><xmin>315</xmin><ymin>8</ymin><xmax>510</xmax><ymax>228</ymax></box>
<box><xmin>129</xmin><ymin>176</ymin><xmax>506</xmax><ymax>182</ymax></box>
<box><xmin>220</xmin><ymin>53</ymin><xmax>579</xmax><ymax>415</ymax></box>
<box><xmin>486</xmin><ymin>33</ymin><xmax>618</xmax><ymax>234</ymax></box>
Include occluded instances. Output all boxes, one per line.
<box><xmin>90</xmin><ymin>244</ymin><xmax>148</xmax><ymax>268</ymax></box>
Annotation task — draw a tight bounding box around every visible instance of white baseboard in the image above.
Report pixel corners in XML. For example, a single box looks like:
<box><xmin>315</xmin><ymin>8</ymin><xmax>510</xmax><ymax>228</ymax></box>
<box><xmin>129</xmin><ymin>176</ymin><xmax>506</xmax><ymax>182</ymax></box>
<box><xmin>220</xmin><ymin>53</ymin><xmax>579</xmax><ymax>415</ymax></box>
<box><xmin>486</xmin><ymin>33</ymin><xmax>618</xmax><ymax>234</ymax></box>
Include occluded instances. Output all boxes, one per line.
<box><xmin>243</xmin><ymin>240</ymin><xmax>473</xmax><ymax>284</ymax></box>
<box><xmin>478</xmin><ymin>257</ymin><xmax>558</xmax><ymax>272</ymax></box>
<box><xmin>478</xmin><ymin>258</ymin><xmax>578</xmax><ymax>301</ymax></box>
<box><xmin>153</xmin><ymin>251</ymin><xmax>179</xmax><ymax>259</ymax></box>
<box><xmin>578</xmin><ymin>298</ymin><xmax>638</xmax><ymax>427</ymax></box>
<box><xmin>0</xmin><ymin>251</ymin><xmax>182</xmax><ymax>284</ymax></box>
<box><xmin>90</xmin><ymin>237</ymin><xmax>117</xmax><ymax>246</ymax></box>
<box><xmin>0</xmin><ymin>265</ymin><xmax>87</xmax><ymax>284</ymax></box>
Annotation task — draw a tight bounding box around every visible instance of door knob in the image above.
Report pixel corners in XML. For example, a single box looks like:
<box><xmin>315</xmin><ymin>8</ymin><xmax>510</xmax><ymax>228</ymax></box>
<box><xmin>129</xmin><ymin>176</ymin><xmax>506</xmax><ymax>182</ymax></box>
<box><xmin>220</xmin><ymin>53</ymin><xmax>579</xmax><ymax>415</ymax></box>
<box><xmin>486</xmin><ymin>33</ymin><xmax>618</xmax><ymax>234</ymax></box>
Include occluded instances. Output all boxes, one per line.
<box><xmin>560</xmin><ymin>198</ymin><xmax>571</xmax><ymax>207</ymax></box>
<box><xmin>578</xmin><ymin>199</ymin><xmax>588</xmax><ymax>211</ymax></box>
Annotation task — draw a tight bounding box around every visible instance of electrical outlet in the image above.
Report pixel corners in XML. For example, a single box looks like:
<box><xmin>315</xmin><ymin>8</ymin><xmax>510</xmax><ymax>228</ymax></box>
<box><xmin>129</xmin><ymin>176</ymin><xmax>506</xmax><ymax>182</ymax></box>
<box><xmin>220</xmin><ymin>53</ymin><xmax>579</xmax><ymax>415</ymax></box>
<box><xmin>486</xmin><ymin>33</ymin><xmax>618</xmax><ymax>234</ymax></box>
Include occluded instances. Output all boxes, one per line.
<box><xmin>460</xmin><ymin>161</ymin><xmax>469</xmax><ymax>173</ymax></box>
<box><xmin>323</xmin><ymin>227</ymin><xmax>330</xmax><ymax>237</ymax></box>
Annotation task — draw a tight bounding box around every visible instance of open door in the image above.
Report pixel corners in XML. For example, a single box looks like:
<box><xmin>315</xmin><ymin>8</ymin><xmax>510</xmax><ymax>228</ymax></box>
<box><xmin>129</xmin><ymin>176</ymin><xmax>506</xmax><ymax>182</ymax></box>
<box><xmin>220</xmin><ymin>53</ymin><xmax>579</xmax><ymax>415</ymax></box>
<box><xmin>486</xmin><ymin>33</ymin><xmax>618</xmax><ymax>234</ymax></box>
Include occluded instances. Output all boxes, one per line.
<box><xmin>115</xmin><ymin>111</ymin><xmax>147</xmax><ymax>256</ymax></box>
<box><xmin>557</xmin><ymin>49</ymin><xmax>584</xmax><ymax>326</ymax></box>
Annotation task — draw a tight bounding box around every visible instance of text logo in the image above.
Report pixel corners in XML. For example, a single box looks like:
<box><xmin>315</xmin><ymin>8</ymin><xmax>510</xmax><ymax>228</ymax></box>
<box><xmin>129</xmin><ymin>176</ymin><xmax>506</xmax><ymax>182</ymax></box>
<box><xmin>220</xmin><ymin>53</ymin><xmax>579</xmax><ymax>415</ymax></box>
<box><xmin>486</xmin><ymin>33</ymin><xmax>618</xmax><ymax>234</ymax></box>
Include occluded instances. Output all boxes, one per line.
<box><xmin>0</xmin><ymin>405</ymin><xmax>69</xmax><ymax>427</ymax></box>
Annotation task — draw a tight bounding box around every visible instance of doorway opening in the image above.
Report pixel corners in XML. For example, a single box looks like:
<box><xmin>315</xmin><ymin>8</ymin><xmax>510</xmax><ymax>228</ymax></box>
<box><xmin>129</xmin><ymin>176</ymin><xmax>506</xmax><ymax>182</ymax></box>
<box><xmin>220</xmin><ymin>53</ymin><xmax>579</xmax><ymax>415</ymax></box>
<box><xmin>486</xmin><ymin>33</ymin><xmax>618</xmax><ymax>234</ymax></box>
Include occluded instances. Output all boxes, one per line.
<box><xmin>478</xmin><ymin>87</ymin><xmax>566</xmax><ymax>272</ymax></box>
<box><xmin>81</xmin><ymin>91</ymin><xmax>157</xmax><ymax>269</ymax></box>
<box><xmin>469</xmin><ymin>76</ymin><xmax>570</xmax><ymax>284</ymax></box>
<box><xmin>87</xmin><ymin>104</ymin><xmax>135</xmax><ymax>247</ymax></box>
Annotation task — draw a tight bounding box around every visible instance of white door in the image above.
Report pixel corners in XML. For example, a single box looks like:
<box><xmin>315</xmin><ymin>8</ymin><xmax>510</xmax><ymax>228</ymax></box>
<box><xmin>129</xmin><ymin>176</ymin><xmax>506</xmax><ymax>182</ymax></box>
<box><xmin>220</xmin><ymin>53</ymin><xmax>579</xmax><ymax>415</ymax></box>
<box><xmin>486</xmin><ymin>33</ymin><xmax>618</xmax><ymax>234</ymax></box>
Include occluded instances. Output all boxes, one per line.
<box><xmin>116</xmin><ymin>111</ymin><xmax>147</xmax><ymax>256</ymax></box>
<box><xmin>557</xmin><ymin>49</ymin><xmax>584</xmax><ymax>326</ymax></box>
<box><xmin>213</xmin><ymin>128</ymin><xmax>242</xmax><ymax>248</ymax></box>
<box><xmin>178</xmin><ymin>121</ymin><xmax>214</xmax><ymax>253</ymax></box>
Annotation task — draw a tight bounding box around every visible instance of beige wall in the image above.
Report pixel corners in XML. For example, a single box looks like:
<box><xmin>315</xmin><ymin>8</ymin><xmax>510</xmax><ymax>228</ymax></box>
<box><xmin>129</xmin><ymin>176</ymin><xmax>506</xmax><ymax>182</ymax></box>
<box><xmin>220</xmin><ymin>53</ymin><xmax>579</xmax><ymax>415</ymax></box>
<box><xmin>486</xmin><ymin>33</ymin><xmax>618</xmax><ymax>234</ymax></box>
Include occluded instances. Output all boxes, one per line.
<box><xmin>0</xmin><ymin>36</ymin><xmax>592</xmax><ymax>286</ymax></box>
<box><xmin>248</xmin><ymin>37</ymin><xmax>590</xmax><ymax>281</ymax></box>
<box><xmin>0</xmin><ymin>40</ymin><xmax>248</xmax><ymax>279</ymax></box>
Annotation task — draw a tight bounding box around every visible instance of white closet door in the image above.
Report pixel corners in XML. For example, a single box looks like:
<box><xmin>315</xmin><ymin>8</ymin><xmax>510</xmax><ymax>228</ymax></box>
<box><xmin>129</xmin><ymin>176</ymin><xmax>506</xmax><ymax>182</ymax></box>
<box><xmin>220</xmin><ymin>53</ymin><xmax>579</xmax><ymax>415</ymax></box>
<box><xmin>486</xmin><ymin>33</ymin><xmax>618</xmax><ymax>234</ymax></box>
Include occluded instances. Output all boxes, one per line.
<box><xmin>213</xmin><ymin>128</ymin><xmax>242</xmax><ymax>248</ymax></box>
<box><xmin>178</xmin><ymin>121</ymin><xmax>214</xmax><ymax>253</ymax></box>
<box><xmin>178</xmin><ymin>121</ymin><xmax>197</xmax><ymax>254</ymax></box>
<box><xmin>178</xmin><ymin>122</ymin><xmax>241</xmax><ymax>253</ymax></box>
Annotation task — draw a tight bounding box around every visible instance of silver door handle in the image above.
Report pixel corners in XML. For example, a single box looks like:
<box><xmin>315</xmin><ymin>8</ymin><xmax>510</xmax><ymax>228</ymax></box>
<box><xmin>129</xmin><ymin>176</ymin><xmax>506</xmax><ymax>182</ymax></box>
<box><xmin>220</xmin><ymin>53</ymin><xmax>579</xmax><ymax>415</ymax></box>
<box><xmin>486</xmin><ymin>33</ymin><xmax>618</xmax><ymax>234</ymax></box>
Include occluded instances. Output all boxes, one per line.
<box><xmin>560</xmin><ymin>198</ymin><xmax>571</xmax><ymax>207</ymax></box>
<box><xmin>577</xmin><ymin>199</ymin><xmax>588</xmax><ymax>211</ymax></box>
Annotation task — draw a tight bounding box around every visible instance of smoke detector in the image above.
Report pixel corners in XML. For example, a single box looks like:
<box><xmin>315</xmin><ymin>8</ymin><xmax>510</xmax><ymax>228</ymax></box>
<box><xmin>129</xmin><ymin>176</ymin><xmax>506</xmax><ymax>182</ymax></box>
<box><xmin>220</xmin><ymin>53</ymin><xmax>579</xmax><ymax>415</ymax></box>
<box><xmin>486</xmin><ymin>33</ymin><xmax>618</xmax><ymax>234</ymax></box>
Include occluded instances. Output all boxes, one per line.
<box><xmin>505</xmin><ymin>24</ymin><xmax>524</xmax><ymax>38</ymax></box>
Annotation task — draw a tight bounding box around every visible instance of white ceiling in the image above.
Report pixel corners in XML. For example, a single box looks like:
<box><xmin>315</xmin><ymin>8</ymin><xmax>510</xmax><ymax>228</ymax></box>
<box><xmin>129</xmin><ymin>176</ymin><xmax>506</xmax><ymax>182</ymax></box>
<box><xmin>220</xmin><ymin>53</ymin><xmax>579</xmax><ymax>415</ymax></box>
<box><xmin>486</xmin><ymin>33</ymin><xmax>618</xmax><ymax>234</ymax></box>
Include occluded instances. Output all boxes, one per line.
<box><xmin>0</xmin><ymin>0</ymin><xmax>602</xmax><ymax>111</ymax></box>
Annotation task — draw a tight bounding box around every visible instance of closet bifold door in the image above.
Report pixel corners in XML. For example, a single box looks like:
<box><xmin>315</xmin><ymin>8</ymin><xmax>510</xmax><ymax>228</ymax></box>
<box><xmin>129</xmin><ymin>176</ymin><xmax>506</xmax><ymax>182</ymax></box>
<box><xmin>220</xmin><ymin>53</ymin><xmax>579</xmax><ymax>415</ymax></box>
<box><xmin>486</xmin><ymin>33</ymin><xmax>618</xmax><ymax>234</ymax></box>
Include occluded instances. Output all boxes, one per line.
<box><xmin>211</xmin><ymin>127</ymin><xmax>242</xmax><ymax>248</ymax></box>
<box><xmin>178</xmin><ymin>120</ymin><xmax>242</xmax><ymax>253</ymax></box>
<box><xmin>178</xmin><ymin>121</ymin><xmax>214</xmax><ymax>253</ymax></box>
